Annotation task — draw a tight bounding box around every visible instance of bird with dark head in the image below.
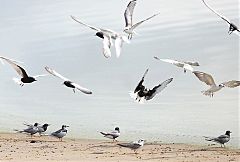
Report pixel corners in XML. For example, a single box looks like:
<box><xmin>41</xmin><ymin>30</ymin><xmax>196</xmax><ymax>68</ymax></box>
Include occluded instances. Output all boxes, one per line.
<box><xmin>95</xmin><ymin>32</ymin><xmax>104</xmax><ymax>39</ymax></box>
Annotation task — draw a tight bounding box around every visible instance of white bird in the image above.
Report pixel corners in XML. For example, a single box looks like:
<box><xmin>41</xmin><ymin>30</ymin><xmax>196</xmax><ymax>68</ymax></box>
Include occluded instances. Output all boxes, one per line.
<box><xmin>45</xmin><ymin>66</ymin><xmax>92</xmax><ymax>94</ymax></box>
<box><xmin>51</xmin><ymin>125</ymin><xmax>69</xmax><ymax>141</ymax></box>
<box><xmin>70</xmin><ymin>15</ymin><xmax>130</xmax><ymax>58</ymax></box>
<box><xmin>100</xmin><ymin>127</ymin><xmax>120</xmax><ymax>142</ymax></box>
<box><xmin>130</xmin><ymin>69</ymin><xmax>173</xmax><ymax>103</ymax></box>
<box><xmin>123</xmin><ymin>0</ymin><xmax>160</xmax><ymax>39</ymax></box>
<box><xmin>0</xmin><ymin>56</ymin><xmax>47</xmax><ymax>86</ymax></box>
<box><xmin>193</xmin><ymin>71</ymin><xmax>240</xmax><ymax>97</ymax></box>
<box><xmin>204</xmin><ymin>131</ymin><xmax>232</xmax><ymax>147</ymax></box>
<box><xmin>155</xmin><ymin>57</ymin><xmax>200</xmax><ymax>73</ymax></box>
<box><xmin>117</xmin><ymin>139</ymin><xmax>145</xmax><ymax>153</ymax></box>
<box><xmin>202</xmin><ymin>0</ymin><xmax>240</xmax><ymax>35</ymax></box>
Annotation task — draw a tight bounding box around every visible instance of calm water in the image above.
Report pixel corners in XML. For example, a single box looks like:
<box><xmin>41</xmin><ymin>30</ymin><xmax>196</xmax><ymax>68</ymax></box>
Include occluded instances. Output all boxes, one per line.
<box><xmin>0</xmin><ymin>0</ymin><xmax>239</xmax><ymax>147</ymax></box>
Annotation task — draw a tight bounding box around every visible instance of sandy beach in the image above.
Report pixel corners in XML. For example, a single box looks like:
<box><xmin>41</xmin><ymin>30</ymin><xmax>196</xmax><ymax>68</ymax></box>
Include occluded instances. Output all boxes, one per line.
<box><xmin>0</xmin><ymin>133</ymin><xmax>239</xmax><ymax>162</ymax></box>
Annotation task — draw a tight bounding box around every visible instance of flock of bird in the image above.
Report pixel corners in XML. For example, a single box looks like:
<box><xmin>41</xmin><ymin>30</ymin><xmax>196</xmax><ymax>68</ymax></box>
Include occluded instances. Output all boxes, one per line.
<box><xmin>0</xmin><ymin>0</ymin><xmax>239</xmax><ymax>149</ymax></box>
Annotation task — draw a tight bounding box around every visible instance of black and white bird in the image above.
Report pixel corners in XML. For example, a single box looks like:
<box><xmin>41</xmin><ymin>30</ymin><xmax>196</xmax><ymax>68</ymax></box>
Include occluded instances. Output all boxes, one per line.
<box><xmin>14</xmin><ymin>123</ymin><xmax>39</xmax><ymax>137</ymax></box>
<box><xmin>123</xmin><ymin>0</ymin><xmax>159</xmax><ymax>39</ymax></box>
<box><xmin>51</xmin><ymin>125</ymin><xmax>69</xmax><ymax>141</ymax></box>
<box><xmin>117</xmin><ymin>139</ymin><xmax>145</xmax><ymax>153</ymax></box>
<box><xmin>154</xmin><ymin>57</ymin><xmax>200</xmax><ymax>73</ymax></box>
<box><xmin>45</xmin><ymin>66</ymin><xmax>92</xmax><ymax>94</ymax></box>
<box><xmin>0</xmin><ymin>56</ymin><xmax>47</xmax><ymax>86</ymax></box>
<box><xmin>204</xmin><ymin>131</ymin><xmax>232</xmax><ymax>147</ymax></box>
<box><xmin>70</xmin><ymin>15</ymin><xmax>130</xmax><ymax>58</ymax></box>
<box><xmin>130</xmin><ymin>69</ymin><xmax>173</xmax><ymax>103</ymax></box>
<box><xmin>193</xmin><ymin>71</ymin><xmax>240</xmax><ymax>97</ymax></box>
<box><xmin>23</xmin><ymin>122</ymin><xmax>50</xmax><ymax>136</ymax></box>
<box><xmin>202</xmin><ymin>0</ymin><xmax>240</xmax><ymax>35</ymax></box>
<box><xmin>100</xmin><ymin>127</ymin><xmax>120</xmax><ymax>142</ymax></box>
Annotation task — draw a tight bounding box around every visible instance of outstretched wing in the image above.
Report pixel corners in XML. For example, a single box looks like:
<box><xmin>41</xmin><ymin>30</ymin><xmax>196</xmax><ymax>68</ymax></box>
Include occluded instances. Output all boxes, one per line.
<box><xmin>103</xmin><ymin>35</ymin><xmax>112</xmax><ymax>58</ymax></box>
<box><xmin>115</xmin><ymin>37</ymin><xmax>124</xmax><ymax>58</ymax></box>
<box><xmin>202</xmin><ymin>0</ymin><xmax>231</xmax><ymax>25</ymax></box>
<box><xmin>45</xmin><ymin>66</ymin><xmax>69</xmax><ymax>81</ymax></box>
<box><xmin>134</xmin><ymin>69</ymin><xmax>148</xmax><ymax>93</ymax></box>
<box><xmin>0</xmin><ymin>56</ymin><xmax>28</xmax><ymax>78</ymax></box>
<box><xmin>124</xmin><ymin>0</ymin><xmax>137</xmax><ymax>28</ymax></box>
<box><xmin>70</xmin><ymin>15</ymin><xmax>101</xmax><ymax>31</ymax></box>
<box><xmin>193</xmin><ymin>71</ymin><xmax>216</xmax><ymax>87</ymax></box>
<box><xmin>183</xmin><ymin>61</ymin><xmax>200</xmax><ymax>66</ymax></box>
<box><xmin>131</xmin><ymin>13</ymin><xmax>160</xmax><ymax>30</ymax></box>
<box><xmin>33</xmin><ymin>74</ymin><xmax>48</xmax><ymax>78</ymax></box>
<box><xmin>159</xmin><ymin>59</ymin><xmax>184</xmax><ymax>68</ymax></box>
<box><xmin>221</xmin><ymin>80</ymin><xmax>240</xmax><ymax>88</ymax></box>
<box><xmin>71</xmin><ymin>82</ymin><xmax>92</xmax><ymax>94</ymax></box>
<box><xmin>146</xmin><ymin>78</ymin><xmax>173</xmax><ymax>100</ymax></box>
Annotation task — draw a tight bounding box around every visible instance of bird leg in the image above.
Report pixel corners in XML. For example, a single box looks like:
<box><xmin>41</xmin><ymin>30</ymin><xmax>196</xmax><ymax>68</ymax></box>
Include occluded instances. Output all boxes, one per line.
<box><xmin>73</xmin><ymin>89</ymin><xmax>75</xmax><ymax>93</ymax></box>
<box><xmin>184</xmin><ymin>69</ymin><xmax>186</xmax><ymax>73</ymax></box>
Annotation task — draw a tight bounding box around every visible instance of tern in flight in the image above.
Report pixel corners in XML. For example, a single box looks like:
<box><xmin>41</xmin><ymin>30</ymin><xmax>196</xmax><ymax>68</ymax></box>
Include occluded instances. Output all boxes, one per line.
<box><xmin>0</xmin><ymin>56</ymin><xmax>47</xmax><ymax>86</ymax></box>
<box><xmin>154</xmin><ymin>57</ymin><xmax>200</xmax><ymax>73</ymax></box>
<box><xmin>202</xmin><ymin>0</ymin><xmax>240</xmax><ymax>35</ymax></box>
<box><xmin>71</xmin><ymin>15</ymin><xmax>129</xmax><ymax>58</ymax></box>
<box><xmin>45</xmin><ymin>66</ymin><xmax>92</xmax><ymax>94</ymax></box>
<box><xmin>193</xmin><ymin>71</ymin><xmax>240</xmax><ymax>97</ymax></box>
<box><xmin>124</xmin><ymin>0</ymin><xmax>160</xmax><ymax>39</ymax></box>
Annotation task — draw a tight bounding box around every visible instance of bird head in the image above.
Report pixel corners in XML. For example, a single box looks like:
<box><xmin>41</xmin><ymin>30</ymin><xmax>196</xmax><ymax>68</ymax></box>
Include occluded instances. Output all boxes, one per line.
<box><xmin>33</xmin><ymin>123</ymin><xmax>39</xmax><ymax>126</ymax></box>
<box><xmin>42</xmin><ymin>124</ymin><xmax>50</xmax><ymax>128</ymax></box>
<box><xmin>95</xmin><ymin>32</ymin><xmax>104</xmax><ymax>39</ymax></box>
<box><xmin>115</xmin><ymin>127</ymin><xmax>120</xmax><ymax>132</ymax></box>
<box><xmin>62</xmin><ymin>125</ymin><xmax>69</xmax><ymax>129</ymax></box>
<box><xmin>219</xmin><ymin>84</ymin><xmax>225</xmax><ymax>88</ymax></box>
<box><xmin>225</xmin><ymin>131</ymin><xmax>232</xmax><ymax>136</ymax></box>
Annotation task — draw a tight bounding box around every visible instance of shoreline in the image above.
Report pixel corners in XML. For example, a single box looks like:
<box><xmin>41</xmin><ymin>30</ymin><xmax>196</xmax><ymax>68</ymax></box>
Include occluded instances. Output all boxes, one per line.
<box><xmin>0</xmin><ymin>133</ymin><xmax>239</xmax><ymax>162</ymax></box>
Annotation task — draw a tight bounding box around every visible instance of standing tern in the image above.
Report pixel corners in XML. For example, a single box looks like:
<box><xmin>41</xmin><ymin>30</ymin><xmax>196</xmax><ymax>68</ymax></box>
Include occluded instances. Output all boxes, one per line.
<box><xmin>130</xmin><ymin>69</ymin><xmax>173</xmax><ymax>103</ymax></box>
<box><xmin>124</xmin><ymin>0</ymin><xmax>160</xmax><ymax>39</ymax></box>
<box><xmin>202</xmin><ymin>0</ymin><xmax>240</xmax><ymax>35</ymax></box>
<box><xmin>70</xmin><ymin>15</ymin><xmax>130</xmax><ymax>58</ymax></box>
<box><xmin>154</xmin><ymin>57</ymin><xmax>200</xmax><ymax>73</ymax></box>
<box><xmin>204</xmin><ymin>131</ymin><xmax>232</xmax><ymax>147</ymax></box>
<box><xmin>193</xmin><ymin>71</ymin><xmax>240</xmax><ymax>97</ymax></box>
<box><xmin>45</xmin><ymin>66</ymin><xmax>92</xmax><ymax>94</ymax></box>
<box><xmin>0</xmin><ymin>56</ymin><xmax>47</xmax><ymax>86</ymax></box>
<box><xmin>14</xmin><ymin>123</ymin><xmax>39</xmax><ymax>137</ymax></box>
<box><xmin>51</xmin><ymin>125</ymin><xmax>69</xmax><ymax>141</ymax></box>
<box><xmin>100</xmin><ymin>127</ymin><xmax>120</xmax><ymax>142</ymax></box>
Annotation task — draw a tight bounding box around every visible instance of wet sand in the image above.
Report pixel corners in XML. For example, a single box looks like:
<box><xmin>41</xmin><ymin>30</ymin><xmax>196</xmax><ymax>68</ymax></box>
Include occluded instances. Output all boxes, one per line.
<box><xmin>0</xmin><ymin>133</ymin><xmax>239</xmax><ymax>162</ymax></box>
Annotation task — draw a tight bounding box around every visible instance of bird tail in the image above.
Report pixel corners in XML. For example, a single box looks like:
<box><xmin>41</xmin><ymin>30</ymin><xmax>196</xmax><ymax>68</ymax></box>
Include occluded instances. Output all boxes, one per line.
<box><xmin>203</xmin><ymin>136</ymin><xmax>213</xmax><ymax>141</ymax></box>
<box><xmin>100</xmin><ymin>132</ymin><xmax>107</xmax><ymax>136</ymax></box>
<box><xmin>12</xmin><ymin>78</ymin><xmax>22</xmax><ymax>85</ymax></box>
<box><xmin>13</xmin><ymin>129</ymin><xmax>23</xmax><ymax>133</ymax></box>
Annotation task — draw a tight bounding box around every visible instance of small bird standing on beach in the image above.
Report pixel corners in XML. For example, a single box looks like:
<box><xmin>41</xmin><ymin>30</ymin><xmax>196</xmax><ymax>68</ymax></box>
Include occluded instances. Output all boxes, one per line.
<box><xmin>14</xmin><ymin>123</ymin><xmax>39</xmax><ymax>137</ymax></box>
<box><xmin>37</xmin><ymin>124</ymin><xmax>50</xmax><ymax>136</ymax></box>
<box><xmin>117</xmin><ymin>139</ymin><xmax>145</xmax><ymax>153</ymax></box>
<box><xmin>45</xmin><ymin>66</ymin><xmax>92</xmax><ymax>94</ymax></box>
<box><xmin>51</xmin><ymin>125</ymin><xmax>69</xmax><ymax>141</ymax></box>
<box><xmin>70</xmin><ymin>15</ymin><xmax>130</xmax><ymax>58</ymax></box>
<box><xmin>0</xmin><ymin>56</ymin><xmax>47</xmax><ymax>86</ymax></box>
<box><xmin>193</xmin><ymin>71</ymin><xmax>240</xmax><ymax>97</ymax></box>
<box><xmin>130</xmin><ymin>69</ymin><xmax>173</xmax><ymax>103</ymax></box>
<box><xmin>154</xmin><ymin>57</ymin><xmax>200</xmax><ymax>73</ymax></box>
<box><xmin>204</xmin><ymin>131</ymin><xmax>232</xmax><ymax>147</ymax></box>
<box><xmin>100</xmin><ymin>127</ymin><xmax>120</xmax><ymax>142</ymax></box>
<box><xmin>202</xmin><ymin>0</ymin><xmax>240</xmax><ymax>35</ymax></box>
<box><xmin>123</xmin><ymin>0</ymin><xmax>160</xmax><ymax>39</ymax></box>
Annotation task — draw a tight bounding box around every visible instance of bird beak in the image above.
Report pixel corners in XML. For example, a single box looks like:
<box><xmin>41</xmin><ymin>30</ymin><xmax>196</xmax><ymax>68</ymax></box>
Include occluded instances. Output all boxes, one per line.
<box><xmin>66</xmin><ymin>125</ymin><xmax>69</xmax><ymax>127</ymax></box>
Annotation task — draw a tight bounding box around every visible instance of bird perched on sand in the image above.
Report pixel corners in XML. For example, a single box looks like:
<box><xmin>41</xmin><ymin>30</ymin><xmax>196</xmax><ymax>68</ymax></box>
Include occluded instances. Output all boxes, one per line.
<box><xmin>117</xmin><ymin>139</ymin><xmax>145</xmax><ymax>153</ymax></box>
<box><xmin>51</xmin><ymin>125</ymin><xmax>69</xmax><ymax>141</ymax></box>
<box><xmin>14</xmin><ymin>123</ymin><xmax>39</xmax><ymax>137</ymax></box>
<box><xmin>0</xmin><ymin>56</ymin><xmax>47</xmax><ymax>86</ymax></box>
<box><xmin>123</xmin><ymin>0</ymin><xmax>160</xmax><ymax>39</ymax></box>
<box><xmin>202</xmin><ymin>0</ymin><xmax>239</xmax><ymax>35</ymax></box>
<box><xmin>193</xmin><ymin>71</ymin><xmax>240</xmax><ymax>97</ymax></box>
<box><xmin>154</xmin><ymin>57</ymin><xmax>200</xmax><ymax>73</ymax></box>
<box><xmin>130</xmin><ymin>69</ymin><xmax>173</xmax><ymax>103</ymax></box>
<box><xmin>45</xmin><ymin>66</ymin><xmax>92</xmax><ymax>94</ymax></box>
<box><xmin>100</xmin><ymin>127</ymin><xmax>120</xmax><ymax>142</ymax></box>
<box><xmin>70</xmin><ymin>15</ymin><xmax>130</xmax><ymax>58</ymax></box>
<box><xmin>204</xmin><ymin>131</ymin><xmax>232</xmax><ymax>147</ymax></box>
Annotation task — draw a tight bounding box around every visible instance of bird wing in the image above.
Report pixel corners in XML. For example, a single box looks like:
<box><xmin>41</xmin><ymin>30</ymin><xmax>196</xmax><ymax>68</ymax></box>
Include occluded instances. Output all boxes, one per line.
<box><xmin>71</xmin><ymin>82</ymin><xmax>92</xmax><ymax>94</ymax></box>
<box><xmin>103</xmin><ymin>35</ymin><xmax>112</xmax><ymax>58</ymax></box>
<box><xmin>134</xmin><ymin>69</ymin><xmax>148</xmax><ymax>93</ymax></box>
<box><xmin>45</xmin><ymin>66</ymin><xmax>69</xmax><ymax>81</ymax></box>
<box><xmin>221</xmin><ymin>80</ymin><xmax>240</xmax><ymax>88</ymax></box>
<box><xmin>118</xmin><ymin>142</ymin><xmax>141</xmax><ymax>149</ymax></box>
<box><xmin>0</xmin><ymin>56</ymin><xmax>28</xmax><ymax>78</ymax></box>
<box><xmin>52</xmin><ymin>129</ymin><xmax>62</xmax><ymax>135</ymax></box>
<box><xmin>70</xmin><ymin>15</ymin><xmax>101</xmax><ymax>31</ymax></box>
<box><xmin>183</xmin><ymin>61</ymin><xmax>200</xmax><ymax>66</ymax></box>
<box><xmin>124</xmin><ymin>0</ymin><xmax>137</xmax><ymax>28</ymax></box>
<box><xmin>130</xmin><ymin>13</ymin><xmax>159</xmax><ymax>30</ymax></box>
<box><xmin>202</xmin><ymin>0</ymin><xmax>231</xmax><ymax>25</ymax></box>
<box><xmin>159</xmin><ymin>59</ymin><xmax>184</xmax><ymax>68</ymax></box>
<box><xmin>153</xmin><ymin>56</ymin><xmax>160</xmax><ymax>60</ymax></box>
<box><xmin>193</xmin><ymin>71</ymin><xmax>216</xmax><ymax>86</ymax></box>
<box><xmin>115</xmin><ymin>37</ymin><xmax>123</xmax><ymax>58</ymax></box>
<box><xmin>33</xmin><ymin>74</ymin><xmax>48</xmax><ymax>78</ymax></box>
<box><xmin>0</xmin><ymin>56</ymin><xmax>24</xmax><ymax>64</ymax></box>
<box><xmin>183</xmin><ymin>64</ymin><xmax>194</xmax><ymax>72</ymax></box>
<box><xmin>146</xmin><ymin>78</ymin><xmax>173</xmax><ymax>100</ymax></box>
